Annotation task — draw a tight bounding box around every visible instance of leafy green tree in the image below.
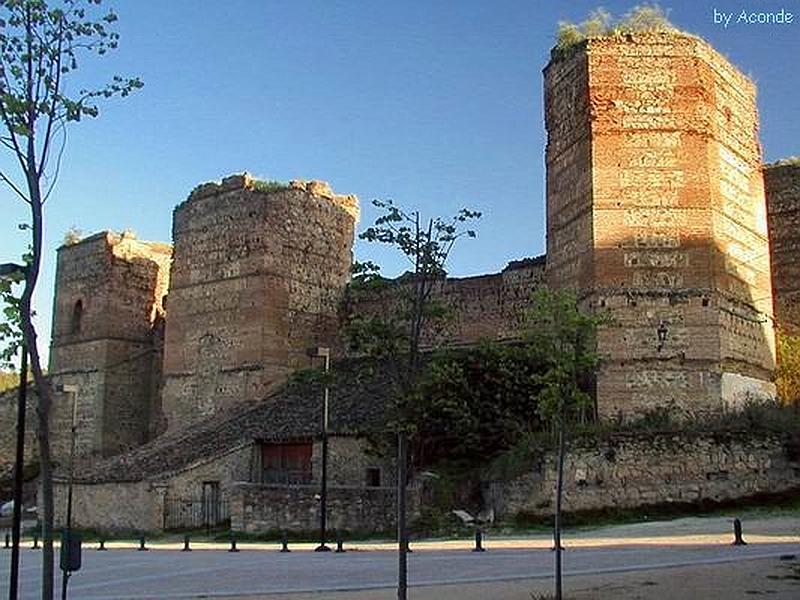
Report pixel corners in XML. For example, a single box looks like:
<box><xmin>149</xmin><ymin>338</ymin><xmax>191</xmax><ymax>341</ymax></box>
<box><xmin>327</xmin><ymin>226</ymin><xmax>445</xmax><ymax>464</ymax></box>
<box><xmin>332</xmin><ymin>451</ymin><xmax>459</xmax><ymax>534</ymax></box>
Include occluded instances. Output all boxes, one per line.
<box><xmin>0</xmin><ymin>1</ymin><xmax>141</xmax><ymax>597</ymax></box>
<box><xmin>345</xmin><ymin>198</ymin><xmax>480</xmax><ymax>600</ymax></box>
<box><xmin>523</xmin><ymin>288</ymin><xmax>601</xmax><ymax>600</ymax></box>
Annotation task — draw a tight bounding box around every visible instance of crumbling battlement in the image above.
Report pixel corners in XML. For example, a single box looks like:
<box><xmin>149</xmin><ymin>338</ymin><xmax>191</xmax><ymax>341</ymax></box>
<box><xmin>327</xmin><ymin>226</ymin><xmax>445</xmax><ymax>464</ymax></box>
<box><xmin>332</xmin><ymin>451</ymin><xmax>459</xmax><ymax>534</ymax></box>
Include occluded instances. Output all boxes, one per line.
<box><xmin>764</xmin><ymin>160</ymin><xmax>800</xmax><ymax>333</ymax></box>
<box><xmin>48</xmin><ymin>230</ymin><xmax>172</xmax><ymax>461</ymax></box>
<box><xmin>161</xmin><ymin>173</ymin><xmax>358</xmax><ymax>431</ymax></box>
<box><xmin>347</xmin><ymin>256</ymin><xmax>547</xmax><ymax>347</ymax></box>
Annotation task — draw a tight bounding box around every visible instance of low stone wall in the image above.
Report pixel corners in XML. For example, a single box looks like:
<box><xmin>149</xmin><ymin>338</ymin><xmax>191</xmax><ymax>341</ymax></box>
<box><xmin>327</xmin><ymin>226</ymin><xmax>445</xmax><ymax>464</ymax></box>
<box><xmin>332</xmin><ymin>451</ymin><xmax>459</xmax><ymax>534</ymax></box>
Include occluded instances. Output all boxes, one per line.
<box><xmin>230</xmin><ymin>483</ymin><xmax>413</xmax><ymax>534</ymax></box>
<box><xmin>0</xmin><ymin>387</ymin><xmax>39</xmax><ymax>492</ymax></box>
<box><xmin>53</xmin><ymin>479</ymin><xmax>166</xmax><ymax>532</ymax></box>
<box><xmin>486</xmin><ymin>433</ymin><xmax>800</xmax><ymax>519</ymax></box>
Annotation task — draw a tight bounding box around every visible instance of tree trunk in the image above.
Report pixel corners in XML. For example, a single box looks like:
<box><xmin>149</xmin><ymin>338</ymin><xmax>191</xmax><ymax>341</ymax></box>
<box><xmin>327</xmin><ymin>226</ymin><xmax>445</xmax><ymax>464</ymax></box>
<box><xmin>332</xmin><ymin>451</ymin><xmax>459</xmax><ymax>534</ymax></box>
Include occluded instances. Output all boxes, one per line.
<box><xmin>22</xmin><ymin>172</ymin><xmax>55</xmax><ymax>600</ymax></box>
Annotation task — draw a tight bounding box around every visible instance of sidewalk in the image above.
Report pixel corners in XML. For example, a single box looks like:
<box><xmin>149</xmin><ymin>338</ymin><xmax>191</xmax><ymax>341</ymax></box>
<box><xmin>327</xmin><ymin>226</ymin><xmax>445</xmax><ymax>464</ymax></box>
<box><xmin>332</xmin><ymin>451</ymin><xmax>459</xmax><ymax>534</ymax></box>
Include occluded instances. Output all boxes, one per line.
<box><xmin>11</xmin><ymin>514</ymin><xmax>799</xmax><ymax>552</ymax></box>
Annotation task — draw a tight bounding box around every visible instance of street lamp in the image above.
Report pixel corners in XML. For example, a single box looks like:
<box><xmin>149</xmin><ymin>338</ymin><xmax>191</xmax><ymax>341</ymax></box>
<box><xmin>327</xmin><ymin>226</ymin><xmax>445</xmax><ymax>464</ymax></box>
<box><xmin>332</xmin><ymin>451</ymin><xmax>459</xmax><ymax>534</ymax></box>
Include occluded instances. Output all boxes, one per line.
<box><xmin>656</xmin><ymin>320</ymin><xmax>669</xmax><ymax>352</ymax></box>
<box><xmin>307</xmin><ymin>346</ymin><xmax>331</xmax><ymax>553</ymax></box>
<box><xmin>1</xmin><ymin>261</ymin><xmax>27</xmax><ymax>600</ymax></box>
<box><xmin>58</xmin><ymin>383</ymin><xmax>79</xmax><ymax>600</ymax></box>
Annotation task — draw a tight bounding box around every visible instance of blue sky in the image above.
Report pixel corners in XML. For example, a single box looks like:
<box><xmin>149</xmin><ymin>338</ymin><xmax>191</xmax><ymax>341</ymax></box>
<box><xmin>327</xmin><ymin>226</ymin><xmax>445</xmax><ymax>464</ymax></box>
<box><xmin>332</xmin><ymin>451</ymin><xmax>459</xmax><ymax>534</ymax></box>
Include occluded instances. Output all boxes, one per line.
<box><xmin>1</xmin><ymin>0</ymin><xmax>798</xmax><ymax>361</ymax></box>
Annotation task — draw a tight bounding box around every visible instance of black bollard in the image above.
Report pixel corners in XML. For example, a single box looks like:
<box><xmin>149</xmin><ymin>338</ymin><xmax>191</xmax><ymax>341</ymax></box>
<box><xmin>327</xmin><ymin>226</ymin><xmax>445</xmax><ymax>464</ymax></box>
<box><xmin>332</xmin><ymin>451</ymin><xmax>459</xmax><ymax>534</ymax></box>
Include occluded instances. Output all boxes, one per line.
<box><xmin>182</xmin><ymin>535</ymin><xmax>191</xmax><ymax>552</ymax></box>
<box><xmin>4</xmin><ymin>533</ymin><xmax>9</xmax><ymax>549</ymax></box>
<box><xmin>229</xmin><ymin>534</ymin><xmax>239</xmax><ymax>553</ymax></box>
<box><xmin>32</xmin><ymin>534</ymin><xmax>40</xmax><ymax>550</ymax></box>
<box><xmin>732</xmin><ymin>518</ymin><xmax>747</xmax><ymax>546</ymax></box>
<box><xmin>473</xmin><ymin>528</ymin><xmax>486</xmax><ymax>552</ymax></box>
<box><xmin>97</xmin><ymin>539</ymin><xmax>107</xmax><ymax>551</ymax></box>
<box><xmin>335</xmin><ymin>531</ymin><xmax>346</xmax><ymax>553</ymax></box>
<box><xmin>138</xmin><ymin>534</ymin><xmax>148</xmax><ymax>551</ymax></box>
<box><xmin>280</xmin><ymin>533</ymin><xmax>290</xmax><ymax>553</ymax></box>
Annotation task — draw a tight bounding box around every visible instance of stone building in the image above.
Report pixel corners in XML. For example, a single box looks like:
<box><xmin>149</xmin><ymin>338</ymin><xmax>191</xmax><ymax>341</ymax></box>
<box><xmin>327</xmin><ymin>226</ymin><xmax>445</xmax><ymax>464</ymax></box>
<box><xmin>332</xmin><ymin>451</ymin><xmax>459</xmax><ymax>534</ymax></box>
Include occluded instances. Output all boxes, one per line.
<box><xmin>1</xmin><ymin>30</ymin><xmax>797</xmax><ymax>533</ymax></box>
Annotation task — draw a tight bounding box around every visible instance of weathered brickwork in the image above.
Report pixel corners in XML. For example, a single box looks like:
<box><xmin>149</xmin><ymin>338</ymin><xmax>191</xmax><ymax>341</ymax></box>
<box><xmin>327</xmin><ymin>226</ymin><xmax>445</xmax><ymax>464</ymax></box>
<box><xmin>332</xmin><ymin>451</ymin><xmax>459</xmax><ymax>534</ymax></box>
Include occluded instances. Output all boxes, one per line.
<box><xmin>347</xmin><ymin>257</ymin><xmax>546</xmax><ymax>347</ymax></box>
<box><xmin>48</xmin><ymin>231</ymin><xmax>171</xmax><ymax>461</ymax></box>
<box><xmin>545</xmin><ymin>33</ymin><xmax>776</xmax><ymax>417</ymax></box>
<box><xmin>32</xmin><ymin>30</ymin><xmax>800</xmax><ymax>534</ymax></box>
<box><xmin>764</xmin><ymin>161</ymin><xmax>800</xmax><ymax>333</ymax></box>
<box><xmin>486</xmin><ymin>433</ymin><xmax>799</xmax><ymax>518</ymax></box>
<box><xmin>0</xmin><ymin>388</ymin><xmax>38</xmax><ymax>487</ymax></box>
<box><xmin>161</xmin><ymin>175</ymin><xmax>357</xmax><ymax>431</ymax></box>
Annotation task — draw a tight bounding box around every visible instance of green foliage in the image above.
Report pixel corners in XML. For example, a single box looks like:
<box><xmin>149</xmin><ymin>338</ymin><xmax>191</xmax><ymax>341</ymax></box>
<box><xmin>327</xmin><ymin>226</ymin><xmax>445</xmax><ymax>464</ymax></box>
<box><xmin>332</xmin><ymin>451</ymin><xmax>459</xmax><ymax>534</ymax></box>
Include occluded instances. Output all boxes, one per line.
<box><xmin>251</xmin><ymin>179</ymin><xmax>288</xmax><ymax>194</ymax></box>
<box><xmin>769</xmin><ymin>156</ymin><xmax>800</xmax><ymax>167</ymax></box>
<box><xmin>408</xmin><ymin>343</ymin><xmax>548</xmax><ymax>466</ymax></box>
<box><xmin>0</xmin><ymin>258</ymin><xmax>26</xmax><ymax>369</ymax></box>
<box><xmin>523</xmin><ymin>288</ymin><xmax>601</xmax><ymax>426</ymax></box>
<box><xmin>555</xmin><ymin>3</ymin><xmax>677</xmax><ymax>54</ymax></box>
<box><xmin>344</xmin><ymin>199</ymin><xmax>481</xmax><ymax>394</ymax></box>
<box><xmin>776</xmin><ymin>329</ymin><xmax>800</xmax><ymax>406</ymax></box>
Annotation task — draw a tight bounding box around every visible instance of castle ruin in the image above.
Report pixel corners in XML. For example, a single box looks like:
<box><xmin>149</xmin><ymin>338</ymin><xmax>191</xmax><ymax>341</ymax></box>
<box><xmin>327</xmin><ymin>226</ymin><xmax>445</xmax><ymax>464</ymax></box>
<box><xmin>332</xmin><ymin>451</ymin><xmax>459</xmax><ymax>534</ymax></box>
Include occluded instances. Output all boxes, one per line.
<box><xmin>1</xmin><ymin>30</ymin><xmax>797</xmax><ymax>533</ymax></box>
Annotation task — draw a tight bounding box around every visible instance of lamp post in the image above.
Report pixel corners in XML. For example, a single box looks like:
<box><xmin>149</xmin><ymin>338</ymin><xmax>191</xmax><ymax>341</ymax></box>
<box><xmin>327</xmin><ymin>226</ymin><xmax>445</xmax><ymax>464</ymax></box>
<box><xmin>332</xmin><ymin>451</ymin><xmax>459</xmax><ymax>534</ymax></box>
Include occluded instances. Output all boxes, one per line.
<box><xmin>1</xmin><ymin>261</ymin><xmax>27</xmax><ymax>600</ymax></box>
<box><xmin>58</xmin><ymin>383</ymin><xmax>78</xmax><ymax>600</ymax></box>
<box><xmin>656</xmin><ymin>320</ymin><xmax>669</xmax><ymax>352</ymax></box>
<box><xmin>307</xmin><ymin>346</ymin><xmax>331</xmax><ymax>552</ymax></box>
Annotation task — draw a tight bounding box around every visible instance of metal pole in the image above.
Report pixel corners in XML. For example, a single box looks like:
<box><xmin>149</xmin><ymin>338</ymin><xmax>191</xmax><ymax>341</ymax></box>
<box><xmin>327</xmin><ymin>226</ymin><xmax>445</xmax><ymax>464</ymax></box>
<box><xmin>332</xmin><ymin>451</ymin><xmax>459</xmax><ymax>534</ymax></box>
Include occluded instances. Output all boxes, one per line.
<box><xmin>316</xmin><ymin>352</ymin><xmax>331</xmax><ymax>552</ymax></box>
<box><xmin>397</xmin><ymin>430</ymin><xmax>408</xmax><ymax>600</ymax></box>
<box><xmin>61</xmin><ymin>388</ymin><xmax>78</xmax><ymax>600</ymax></box>
<box><xmin>8</xmin><ymin>345</ymin><xmax>27</xmax><ymax>600</ymax></box>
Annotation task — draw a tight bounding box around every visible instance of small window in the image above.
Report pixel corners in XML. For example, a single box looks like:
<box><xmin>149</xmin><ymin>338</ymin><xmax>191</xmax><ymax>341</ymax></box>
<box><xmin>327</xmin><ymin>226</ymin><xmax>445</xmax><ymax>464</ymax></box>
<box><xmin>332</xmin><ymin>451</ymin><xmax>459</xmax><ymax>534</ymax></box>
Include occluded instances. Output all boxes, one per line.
<box><xmin>365</xmin><ymin>467</ymin><xmax>381</xmax><ymax>488</ymax></box>
<box><xmin>71</xmin><ymin>300</ymin><xmax>83</xmax><ymax>334</ymax></box>
<box><xmin>702</xmin><ymin>297</ymin><xmax>710</xmax><ymax>307</ymax></box>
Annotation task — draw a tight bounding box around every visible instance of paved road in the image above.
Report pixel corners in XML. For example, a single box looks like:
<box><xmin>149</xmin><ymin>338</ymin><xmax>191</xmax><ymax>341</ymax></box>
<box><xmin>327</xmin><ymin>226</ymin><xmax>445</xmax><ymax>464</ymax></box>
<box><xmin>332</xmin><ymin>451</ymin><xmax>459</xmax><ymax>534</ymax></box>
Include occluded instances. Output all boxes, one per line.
<box><xmin>2</xmin><ymin>542</ymin><xmax>797</xmax><ymax>599</ymax></box>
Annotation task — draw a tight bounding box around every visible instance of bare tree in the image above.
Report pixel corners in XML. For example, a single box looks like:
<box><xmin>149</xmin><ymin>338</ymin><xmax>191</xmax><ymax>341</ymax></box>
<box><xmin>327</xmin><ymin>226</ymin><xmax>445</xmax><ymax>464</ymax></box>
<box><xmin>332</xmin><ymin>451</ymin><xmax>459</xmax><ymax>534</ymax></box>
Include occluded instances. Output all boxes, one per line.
<box><xmin>0</xmin><ymin>1</ymin><xmax>141</xmax><ymax>597</ymax></box>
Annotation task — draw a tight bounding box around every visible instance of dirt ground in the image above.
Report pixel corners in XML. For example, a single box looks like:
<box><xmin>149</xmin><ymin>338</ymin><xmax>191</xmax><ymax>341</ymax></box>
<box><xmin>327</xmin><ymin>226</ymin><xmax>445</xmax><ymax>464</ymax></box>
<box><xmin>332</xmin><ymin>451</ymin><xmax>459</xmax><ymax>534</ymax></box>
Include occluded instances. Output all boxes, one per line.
<box><xmin>244</xmin><ymin>555</ymin><xmax>800</xmax><ymax>600</ymax></box>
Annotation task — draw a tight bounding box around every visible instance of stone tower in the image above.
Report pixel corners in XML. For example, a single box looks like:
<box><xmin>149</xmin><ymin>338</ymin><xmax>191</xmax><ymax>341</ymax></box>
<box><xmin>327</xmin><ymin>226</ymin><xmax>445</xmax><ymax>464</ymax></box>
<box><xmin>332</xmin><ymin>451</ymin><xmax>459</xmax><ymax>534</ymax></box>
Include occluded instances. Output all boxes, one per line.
<box><xmin>48</xmin><ymin>231</ymin><xmax>171</xmax><ymax>461</ymax></box>
<box><xmin>764</xmin><ymin>160</ymin><xmax>800</xmax><ymax>334</ymax></box>
<box><xmin>160</xmin><ymin>174</ymin><xmax>358</xmax><ymax>431</ymax></box>
<box><xmin>544</xmin><ymin>32</ymin><xmax>776</xmax><ymax>417</ymax></box>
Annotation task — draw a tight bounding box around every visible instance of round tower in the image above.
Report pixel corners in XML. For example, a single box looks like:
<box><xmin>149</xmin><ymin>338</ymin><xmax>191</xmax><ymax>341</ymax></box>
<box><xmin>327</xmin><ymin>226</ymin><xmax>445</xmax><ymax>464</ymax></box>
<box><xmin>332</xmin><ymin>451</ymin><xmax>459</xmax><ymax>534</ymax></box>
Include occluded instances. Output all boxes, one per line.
<box><xmin>161</xmin><ymin>174</ymin><xmax>358</xmax><ymax>430</ymax></box>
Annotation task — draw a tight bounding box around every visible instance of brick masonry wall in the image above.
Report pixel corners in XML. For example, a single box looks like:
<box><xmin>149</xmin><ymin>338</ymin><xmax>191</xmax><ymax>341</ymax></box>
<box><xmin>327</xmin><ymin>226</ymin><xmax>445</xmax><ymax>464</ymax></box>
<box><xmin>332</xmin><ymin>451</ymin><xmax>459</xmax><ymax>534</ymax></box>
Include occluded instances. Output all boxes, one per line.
<box><xmin>48</xmin><ymin>231</ymin><xmax>171</xmax><ymax>463</ymax></box>
<box><xmin>486</xmin><ymin>433</ymin><xmax>799</xmax><ymax>519</ymax></box>
<box><xmin>348</xmin><ymin>258</ymin><xmax>547</xmax><ymax>348</ymax></box>
<box><xmin>0</xmin><ymin>387</ymin><xmax>38</xmax><ymax>487</ymax></box>
<box><xmin>544</xmin><ymin>33</ymin><xmax>776</xmax><ymax>417</ymax></box>
<box><xmin>161</xmin><ymin>175</ymin><xmax>357</xmax><ymax>431</ymax></box>
<box><xmin>764</xmin><ymin>162</ymin><xmax>800</xmax><ymax>334</ymax></box>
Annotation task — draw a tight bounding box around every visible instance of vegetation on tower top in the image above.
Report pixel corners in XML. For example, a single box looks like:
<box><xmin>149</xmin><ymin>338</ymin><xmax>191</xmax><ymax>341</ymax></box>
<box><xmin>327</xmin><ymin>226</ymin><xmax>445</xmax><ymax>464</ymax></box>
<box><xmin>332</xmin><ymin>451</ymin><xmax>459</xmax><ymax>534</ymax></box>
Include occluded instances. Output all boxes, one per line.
<box><xmin>554</xmin><ymin>4</ymin><xmax>681</xmax><ymax>57</ymax></box>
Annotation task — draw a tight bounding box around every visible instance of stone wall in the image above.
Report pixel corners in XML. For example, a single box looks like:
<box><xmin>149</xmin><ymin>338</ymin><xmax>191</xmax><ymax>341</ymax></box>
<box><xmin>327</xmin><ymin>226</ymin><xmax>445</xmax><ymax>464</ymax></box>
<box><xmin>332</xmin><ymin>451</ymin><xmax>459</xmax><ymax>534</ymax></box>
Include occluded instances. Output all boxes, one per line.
<box><xmin>764</xmin><ymin>161</ymin><xmax>800</xmax><ymax>333</ymax></box>
<box><xmin>162</xmin><ymin>175</ymin><xmax>358</xmax><ymax>431</ymax></box>
<box><xmin>53</xmin><ymin>480</ymin><xmax>166</xmax><ymax>532</ymax></box>
<box><xmin>486</xmin><ymin>432</ymin><xmax>799</xmax><ymax>519</ymax></box>
<box><xmin>48</xmin><ymin>231</ymin><xmax>171</xmax><ymax>463</ymax></box>
<box><xmin>0</xmin><ymin>387</ymin><xmax>38</xmax><ymax>489</ymax></box>
<box><xmin>230</xmin><ymin>483</ymin><xmax>412</xmax><ymax>534</ymax></box>
<box><xmin>348</xmin><ymin>257</ymin><xmax>547</xmax><ymax>347</ymax></box>
<box><xmin>544</xmin><ymin>33</ymin><xmax>775</xmax><ymax>417</ymax></box>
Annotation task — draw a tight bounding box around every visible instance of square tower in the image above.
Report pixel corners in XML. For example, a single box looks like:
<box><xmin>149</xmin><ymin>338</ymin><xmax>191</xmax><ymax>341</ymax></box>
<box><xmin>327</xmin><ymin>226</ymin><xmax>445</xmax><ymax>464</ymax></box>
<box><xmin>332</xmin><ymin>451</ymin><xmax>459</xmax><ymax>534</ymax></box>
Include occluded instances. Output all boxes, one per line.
<box><xmin>49</xmin><ymin>231</ymin><xmax>171</xmax><ymax>462</ymax></box>
<box><xmin>544</xmin><ymin>33</ymin><xmax>776</xmax><ymax>417</ymax></box>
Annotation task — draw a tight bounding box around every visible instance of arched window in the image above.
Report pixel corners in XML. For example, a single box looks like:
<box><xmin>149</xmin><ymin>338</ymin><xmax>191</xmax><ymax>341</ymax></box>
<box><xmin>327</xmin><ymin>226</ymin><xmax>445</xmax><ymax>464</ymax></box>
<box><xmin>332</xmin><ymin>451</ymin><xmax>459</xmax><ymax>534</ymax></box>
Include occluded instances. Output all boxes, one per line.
<box><xmin>71</xmin><ymin>300</ymin><xmax>83</xmax><ymax>334</ymax></box>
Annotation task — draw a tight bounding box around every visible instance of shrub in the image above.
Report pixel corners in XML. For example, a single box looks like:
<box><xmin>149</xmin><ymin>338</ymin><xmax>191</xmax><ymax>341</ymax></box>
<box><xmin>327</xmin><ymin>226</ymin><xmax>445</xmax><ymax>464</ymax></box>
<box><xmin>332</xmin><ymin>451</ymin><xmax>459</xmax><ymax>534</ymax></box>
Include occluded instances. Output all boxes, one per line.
<box><xmin>555</xmin><ymin>4</ymin><xmax>678</xmax><ymax>55</ymax></box>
